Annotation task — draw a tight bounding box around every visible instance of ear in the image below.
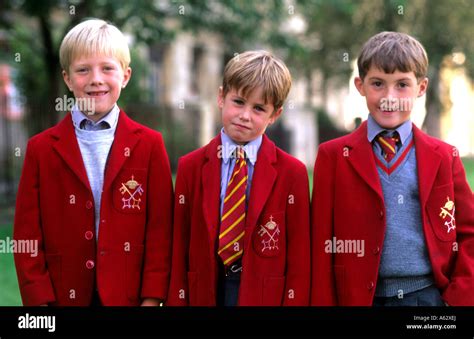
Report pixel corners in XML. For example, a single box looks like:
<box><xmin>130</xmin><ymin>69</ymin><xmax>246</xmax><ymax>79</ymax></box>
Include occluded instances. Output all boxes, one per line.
<box><xmin>417</xmin><ymin>77</ymin><xmax>429</xmax><ymax>97</ymax></box>
<box><xmin>217</xmin><ymin>86</ymin><xmax>225</xmax><ymax>110</ymax></box>
<box><xmin>268</xmin><ymin>107</ymin><xmax>283</xmax><ymax>125</ymax></box>
<box><xmin>121</xmin><ymin>67</ymin><xmax>132</xmax><ymax>88</ymax></box>
<box><xmin>62</xmin><ymin>70</ymin><xmax>73</xmax><ymax>91</ymax></box>
<box><xmin>354</xmin><ymin>77</ymin><xmax>366</xmax><ymax>96</ymax></box>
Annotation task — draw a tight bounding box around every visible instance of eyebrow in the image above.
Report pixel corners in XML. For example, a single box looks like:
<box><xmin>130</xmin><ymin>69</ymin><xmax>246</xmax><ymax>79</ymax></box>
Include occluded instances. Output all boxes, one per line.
<box><xmin>231</xmin><ymin>94</ymin><xmax>267</xmax><ymax>107</ymax></box>
<box><xmin>368</xmin><ymin>76</ymin><xmax>414</xmax><ymax>82</ymax></box>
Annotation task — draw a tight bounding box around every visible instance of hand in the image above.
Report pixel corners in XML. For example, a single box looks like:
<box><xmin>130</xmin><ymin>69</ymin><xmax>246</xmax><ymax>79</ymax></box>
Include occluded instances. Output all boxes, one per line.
<box><xmin>140</xmin><ymin>298</ymin><xmax>163</xmax><ymax>307</ymax></box>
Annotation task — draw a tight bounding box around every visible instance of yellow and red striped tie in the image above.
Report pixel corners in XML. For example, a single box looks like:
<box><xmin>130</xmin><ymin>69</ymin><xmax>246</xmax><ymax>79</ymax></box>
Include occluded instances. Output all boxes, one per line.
<box><xmin>218</xmin><ymin>146</ymin><xmax>248</xmax><ymax>266</ymax></box>
<box><xmin>377</xmin><ymin>132</ymin><xmax>399</xmax><ymax>162</ymax></box>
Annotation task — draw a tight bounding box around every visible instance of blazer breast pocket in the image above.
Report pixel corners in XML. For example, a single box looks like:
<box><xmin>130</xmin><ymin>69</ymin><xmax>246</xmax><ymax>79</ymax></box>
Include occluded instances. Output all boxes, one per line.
<box><xmin>426</xmin><ymin>183</ymin><xmax>457</xmax><ymax>242</ymax></box>
<box><xmin>113</xmin><ymin>168</ymin><xmax>147</xmax><ymax>214</ymax></box>
<box><xmin>252</xmin><ymin>211</ymin><xmax>285</xmax><ymax>258</ymax></box>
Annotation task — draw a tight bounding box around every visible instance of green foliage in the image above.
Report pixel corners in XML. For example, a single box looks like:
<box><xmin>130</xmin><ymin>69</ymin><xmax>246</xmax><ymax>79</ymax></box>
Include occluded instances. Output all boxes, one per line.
<box><xmin>117</xmin><ymin>47</ymin><xmax>152</xmax><ymax>107</ymax></box>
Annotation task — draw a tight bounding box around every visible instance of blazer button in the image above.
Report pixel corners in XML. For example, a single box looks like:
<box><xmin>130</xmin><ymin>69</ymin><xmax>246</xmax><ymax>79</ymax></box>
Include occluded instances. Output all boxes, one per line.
<box><xmin>86</xmin><ymin>201</ymin><xmax>93</xmax><ymax>209</ymax></box>
<box><xmin>84</xmin><ymin>231</ymin><xmax>94</xmax><ymax>240</ymax></box>
<box><xmin>373</xmin><ymin>246</ymin><xmax>380</xmax><ymax>255</ymax></box>
<box><xmin>379</xmin><ymin>210</ymin><xmax>384</xmax><ymax>219</ymax></box>
<box><xmin>367</xmin><ymin>281</ymin><xmax>374</xmax><ymax>290</ymax></box>
<box><xmin>86</xmin><ymin>260</ymin><xmax>95</xmax><ymax>269</ymax></box>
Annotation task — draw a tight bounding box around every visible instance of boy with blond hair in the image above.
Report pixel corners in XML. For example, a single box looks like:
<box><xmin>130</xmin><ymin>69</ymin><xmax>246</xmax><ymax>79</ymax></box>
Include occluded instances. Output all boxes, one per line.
<box><xmin>311</xmin><ymin>32</ymin><xmax>474</xmax><ymax>306</ymax></box>
<box><xmin>14</xmin><ymin>19</ymin><xmax>173</xmax><ymax>306</ymax></box>
<box><xmin>168</xmin><ymin>50</ymin><xmax>310</xmax><ymax>306</ymax></box>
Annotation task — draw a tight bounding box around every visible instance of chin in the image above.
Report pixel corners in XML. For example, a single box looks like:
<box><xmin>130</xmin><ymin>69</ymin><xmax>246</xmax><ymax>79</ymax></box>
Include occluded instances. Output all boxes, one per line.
<box><xmin>372</xmin><ymin>115</ymin><xmax>406</xmax><ymax>129</ymax></box>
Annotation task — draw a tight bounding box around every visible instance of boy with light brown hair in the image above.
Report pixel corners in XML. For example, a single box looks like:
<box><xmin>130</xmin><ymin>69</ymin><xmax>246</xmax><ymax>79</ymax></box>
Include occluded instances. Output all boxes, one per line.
<box><xmin>311</xmin><ymin>31</ymin><xmax>474</xmax><ymax>306</ymax></box>
<box><xmin>168</xmin><ymin>50</ymin><xmax>311</xmax><ymax>306</ymax></box>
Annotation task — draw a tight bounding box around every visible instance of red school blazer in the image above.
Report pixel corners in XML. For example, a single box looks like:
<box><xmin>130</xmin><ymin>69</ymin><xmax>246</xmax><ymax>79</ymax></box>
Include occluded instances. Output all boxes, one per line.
<box><xmin>311</xmin><ymin>121</ymin><xmax>474</xmax><ymax>306</ymax></box>
<box><xmin>167</xmin><ymin>134</ymin><xmax>310</xmax><ymax>306</ymax></box>
<box><xmin>13</xmin><ymin>110</ymin><xmax>173</xmax><ymax>306</ymax></box>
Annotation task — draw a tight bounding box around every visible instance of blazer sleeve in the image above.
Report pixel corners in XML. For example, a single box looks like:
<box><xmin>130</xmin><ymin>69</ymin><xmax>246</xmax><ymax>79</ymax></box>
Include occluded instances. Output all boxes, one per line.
<box><xmin>166</xmin><ymin>159</ymin><xmax>190</xmax><ymax>306</ymax></box>
<box><xmin>310</xmin><ymin>144</ymin><xmax>338</xmax><ymax>306</ymax></box>
<box><xmin>140</xmin><ymin>133</ymin><xmax>174</xmax><ymax>300</ymax></box>
<box><xmin>442</xmin><ymin>154</ymin><xmax>474</xmax><ymax>305</ymax></box>
<box><xmin>13</xmin><ymin>139</ymin><xmax>56</xmax><ymax>306</ymax></box>
<box><xmin>283</xmin><ymin>161</ymin><xmax>311</xmax><ymax>306</ymax></box>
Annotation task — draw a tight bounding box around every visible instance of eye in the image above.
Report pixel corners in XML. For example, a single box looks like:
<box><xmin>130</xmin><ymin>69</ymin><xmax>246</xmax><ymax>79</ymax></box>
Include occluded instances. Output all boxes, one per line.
<box><xmin>233</xmin><ymin>99</ymin><xmax>244</xmax><ymax>105</ymax></box>
<box><xmin>254</xmin><ymin>105</ymin><xmax>266</xmax><ymax>112</ymax></box>
<box><xmin>76</xmin><ymin>68</ymin><xmax>88</xmax><ymax>73</ymax></box>
<box><xmin>103</xmin><ymin>65</ymin><xmax>115</xmax><ymax>71</ymax></box>
<box><xmin>372</xmin><ymin>81</ymin><xmax>382</xmax><ymax>87</ymax></box>
<box><xmin>398</xmin><ymin>82</ymin><xmax>408</xmax><ymax>88</ymax></box>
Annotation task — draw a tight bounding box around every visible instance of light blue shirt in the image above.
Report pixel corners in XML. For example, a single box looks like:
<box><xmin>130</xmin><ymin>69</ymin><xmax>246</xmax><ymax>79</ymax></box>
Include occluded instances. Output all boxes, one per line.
<box><xmin>220</xmin><ymin>129</ymin><xmax>262</xmax><ymax>216</ymax></box>
<box><xmin>71</xmin><ymin>104</ymin><xmax>119</xmax><ymax>131</ymax></box>
<box><xmin>367</xmin><ymin>114</ymin><xmax>412</xmax><ymax>155</ymax></box>
<box><xmin>72</xmin><ymin>104</ymin><xmax>119</xmax><ymax>239</ymax></box>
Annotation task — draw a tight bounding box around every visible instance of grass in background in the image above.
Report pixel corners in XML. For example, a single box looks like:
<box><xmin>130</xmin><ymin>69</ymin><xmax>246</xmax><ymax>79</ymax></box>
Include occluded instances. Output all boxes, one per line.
<box><xmin>463</xmin><ymin>157</ymin><xmax>474</xmax><ymax>189</ymax></box>
<box><xmin>0</xmin><ymin>225</ymin><xmax>22</xmax><ymax>306</ymax></box>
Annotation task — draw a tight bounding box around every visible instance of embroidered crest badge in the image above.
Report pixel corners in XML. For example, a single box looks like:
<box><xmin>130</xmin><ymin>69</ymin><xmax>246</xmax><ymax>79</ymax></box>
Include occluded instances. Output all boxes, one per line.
<box><xmin>439</xmin><ymin>196</ymin><xmax>456</xmax><ymax>233</ymax></box>
<box><xmin>257</xmin><ymin>215</ymin><xmax>280</xmax><ymax>252</ymax></box>
<box><xmin>119</xmin><ymin>175</ymin><xmax>144</xmax><ymax>209</ymax></box>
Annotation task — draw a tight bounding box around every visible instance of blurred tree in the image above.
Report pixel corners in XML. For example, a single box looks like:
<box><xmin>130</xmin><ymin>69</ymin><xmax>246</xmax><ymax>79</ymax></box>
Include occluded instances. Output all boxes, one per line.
<box><xmin>0</xmin><ymin>0</ymin><xmax>174</xmax><ymax>136</ymax></box>
<box><xmin>2</xmin><ymin>0</ymin><xmax>472</xmax><ymax>138</ymax></box>
<box><xmin>282</xmin><ymin>0</ymin><xmax>474</xmax><ymax>138</ymax></box>
<box><xmin>0</xmin><ymin>0</ymin><xmax>288</xmax><ymax>136</ymax></box>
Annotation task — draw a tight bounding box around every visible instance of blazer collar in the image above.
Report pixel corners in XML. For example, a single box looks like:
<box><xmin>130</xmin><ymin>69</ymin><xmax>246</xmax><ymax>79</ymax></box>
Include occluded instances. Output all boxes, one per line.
<box><xmin>412</xmin><ymin>124</ymin><xmax>441</xmax><ymax>208</ymax></box>
<box><xmin>345</xmin><ymin>120</ymin><xmax>442</xmax><ymax>206</ymax></box>
<box><xmin>52</xmin><ymin>110</ymin><xmax>140</xmax><ymax>192</ymax></box>
<box><xmin>345</xmin><ymin>121</ymin><xmax>384</xmax><ymax>200</ymax></box>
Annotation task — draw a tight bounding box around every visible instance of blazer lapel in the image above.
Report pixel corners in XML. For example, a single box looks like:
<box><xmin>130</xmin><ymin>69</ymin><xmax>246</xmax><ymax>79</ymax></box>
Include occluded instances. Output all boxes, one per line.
<box><xmin>246</xmin><ymin>135</ymin><xmax>277</xmax><ymax>234</ymax></box>
<box><xmin>52</xmin><ymin>114</ymin><xmax>91</xmax><ymax>191</ymax></box>
<box><xmin>346</xmin><ymin>121</ymin><xmax>384</xmax><ymax>200</ymax></box>
<box><xmin>413</xmin><ymin>124</ymin><xmax>441</xmax><ymax>209</ymax></box>
<box><xmin>102</xmin><ymin>110</ymin><xmax>140</xmax><ymax>192</ymax></box>
<box><xmin>202</xmin><ymin>135</ymin><xmax>222</xmax><ymax>249</ymax></box>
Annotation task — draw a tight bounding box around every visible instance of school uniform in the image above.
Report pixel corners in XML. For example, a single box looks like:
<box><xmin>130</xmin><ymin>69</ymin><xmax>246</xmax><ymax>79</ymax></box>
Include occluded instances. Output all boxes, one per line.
<box><xmin>167</xmin><ymin>132</ymin><xmax>310</xmax><ymax>306</ymax></box>
<box><xmin>13</xmin><ymin>108</ymin><xmax>173</xmax><ymax>306</ymax></box>
<box><xmin>311</xmin><ymin>118</ymin><xmax>474</xmax><ymax>306</ymax></box>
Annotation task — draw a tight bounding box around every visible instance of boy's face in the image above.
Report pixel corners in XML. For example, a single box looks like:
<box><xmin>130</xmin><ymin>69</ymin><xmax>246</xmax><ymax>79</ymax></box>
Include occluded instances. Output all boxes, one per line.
<box><xmin>218</xmin><ymin>86</ymin><xmax>282</xmax><ymax>145</ymax></box>
<box><xmin>62</xmin><ymin>55</ymin><xmax>131</xmax><ymax>121</ymax></box>
<box><xmin>354</xmin><ymin>67</ymin><xmax>428</xmax><ymax>129</ymax></box>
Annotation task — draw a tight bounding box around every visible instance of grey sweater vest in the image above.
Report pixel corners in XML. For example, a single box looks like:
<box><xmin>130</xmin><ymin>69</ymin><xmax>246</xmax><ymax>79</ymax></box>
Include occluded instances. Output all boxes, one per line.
<box><xmin>374</xmin><ymin>136</ymin><xmax>433</xmax><ymax>297</ymax></box>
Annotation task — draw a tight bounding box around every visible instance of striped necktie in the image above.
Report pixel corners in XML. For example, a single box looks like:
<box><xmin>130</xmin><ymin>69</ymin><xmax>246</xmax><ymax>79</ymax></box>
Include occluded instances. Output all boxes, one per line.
<box><xmin>218</xmin><ymin>146</ymin><xmax>248</xmax><ymax>267</ymax></box>
<box><xmin>376</xmin><ymin>132</ymin><xmax>399</xmax><ymax>162</ymax></box>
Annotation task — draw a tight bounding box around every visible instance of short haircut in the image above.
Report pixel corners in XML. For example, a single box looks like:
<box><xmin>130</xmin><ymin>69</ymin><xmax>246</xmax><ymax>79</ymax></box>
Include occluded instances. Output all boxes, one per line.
<box><xmin>222</xmin><ymin>50</ymin><xmax>292</xmax><ymax>110</ymax></box>
<box><xmin>59</xmin><ymin>19</ymin><xmax>130</xmax><ymax>73</ymax></box>
<box><xmin>357</xmin><ymin>31</ymin><xmax>428</xmax><ymax>82</ymax></box>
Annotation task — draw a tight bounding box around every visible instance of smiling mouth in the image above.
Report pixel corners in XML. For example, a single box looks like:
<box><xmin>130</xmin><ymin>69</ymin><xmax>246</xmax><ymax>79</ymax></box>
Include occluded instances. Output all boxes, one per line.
<box><xmin>379</xmin><ymin>107</ymin><xmax>400</xmax><ymax>113</ymax></box>
<box><xmin>87</xmin><ymin>91</ymin><xmax>108</xmax><ymax>97</ymax></box>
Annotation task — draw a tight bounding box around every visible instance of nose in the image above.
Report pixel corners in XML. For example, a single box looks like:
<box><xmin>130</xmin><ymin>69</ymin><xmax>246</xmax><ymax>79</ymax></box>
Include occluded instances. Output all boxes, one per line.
<box><xmin>385</xmin><ymin>85</ymin><xmax>398</xmax><ymax>99</ymax></box>
<box><xmin>89</xmin><ymin>68</ymin><xmax>104</xmax><ymax>85</ymax></box>
<box><xmin>379</xmin><ymin>87</ymin><xmax>398</xmax><ymax>107</ymax></box>
<box><xmin>239</xmin><ymin>107</ymin><xmax>250</xmax><ymax>121</ymax></box>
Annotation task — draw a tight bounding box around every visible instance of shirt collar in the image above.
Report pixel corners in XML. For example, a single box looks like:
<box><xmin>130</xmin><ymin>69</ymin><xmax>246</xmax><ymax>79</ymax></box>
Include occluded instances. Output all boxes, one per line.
<box><xmin>367</xmin><ymin>114</ymin><xmax>412</xmax><ymax>145</ymax></box>
<box><xmin>220</xmin><ymin>128</ymin><xmax>262</xmax><ymax>165</ymax></box>
<box><xmin>71</xmin><ymin>104</ymin><xmax>120</xmax><ymax>130</ymax></box>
